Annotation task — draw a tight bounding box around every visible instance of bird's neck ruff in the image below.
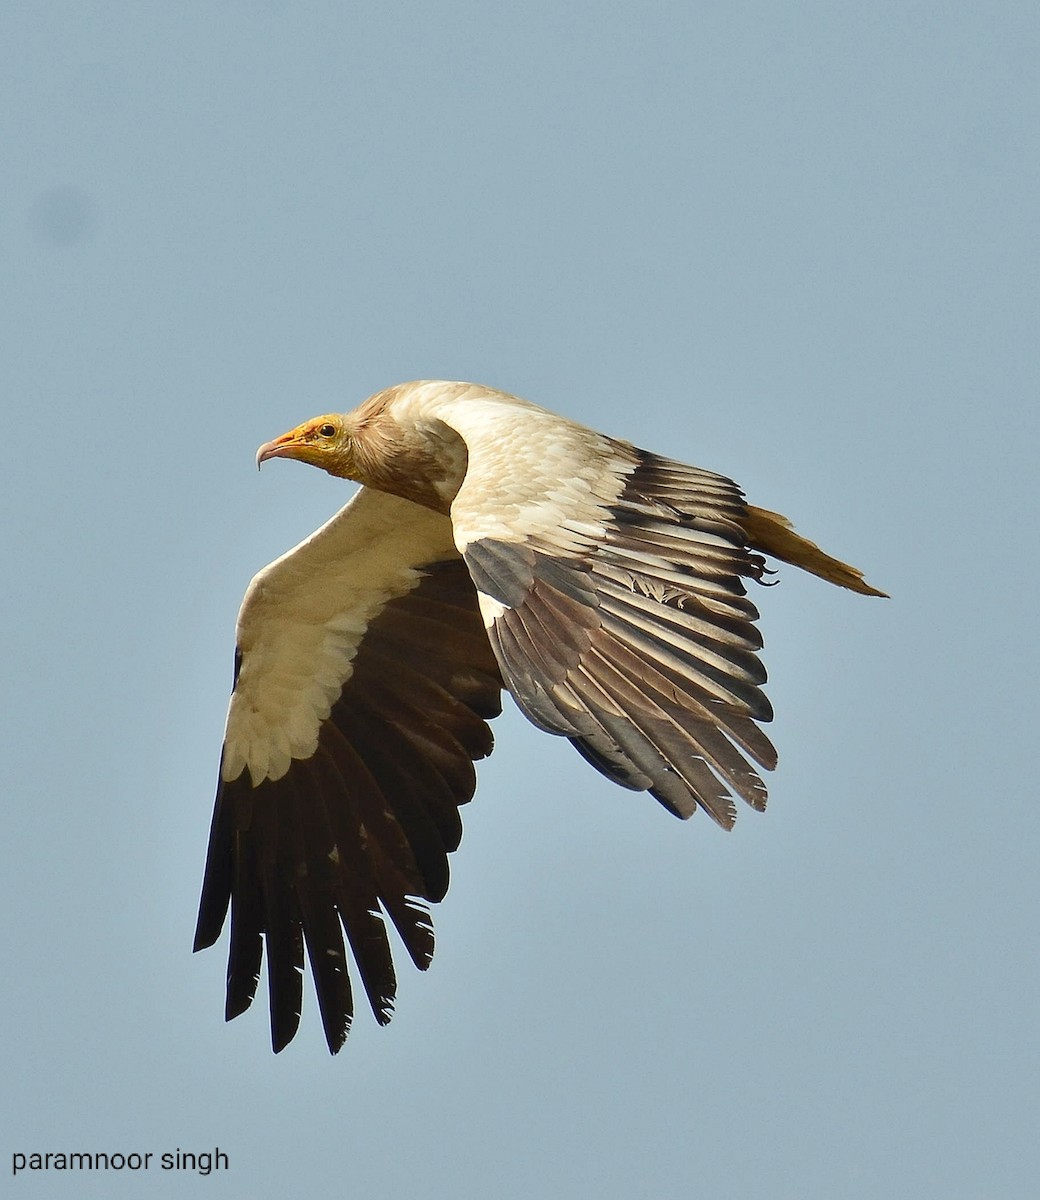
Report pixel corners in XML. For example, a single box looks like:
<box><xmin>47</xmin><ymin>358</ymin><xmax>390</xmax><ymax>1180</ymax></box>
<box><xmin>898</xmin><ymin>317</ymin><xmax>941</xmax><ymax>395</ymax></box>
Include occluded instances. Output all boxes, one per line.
<box><xmin>342</xmin><ymin>400</ymin><xmax>469</xmax><ymax>514</ymax></box>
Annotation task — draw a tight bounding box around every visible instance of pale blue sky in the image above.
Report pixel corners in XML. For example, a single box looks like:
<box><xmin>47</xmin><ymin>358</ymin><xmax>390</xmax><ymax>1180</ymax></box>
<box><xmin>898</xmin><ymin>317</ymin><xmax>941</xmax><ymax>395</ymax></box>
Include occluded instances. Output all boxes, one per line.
<box><xmin>3</xmin><ymin>3</ymin><xmax>1037</xmax><ymax>1197</ymax></box>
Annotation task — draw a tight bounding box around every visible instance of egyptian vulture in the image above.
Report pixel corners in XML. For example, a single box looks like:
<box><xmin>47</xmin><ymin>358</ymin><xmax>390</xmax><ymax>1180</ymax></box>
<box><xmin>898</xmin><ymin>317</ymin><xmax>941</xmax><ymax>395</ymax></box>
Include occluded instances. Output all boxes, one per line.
<box><xmin>194</xmin><ymin>380</ymin><xmax>884</xmax><ymax>1053</ymax></box>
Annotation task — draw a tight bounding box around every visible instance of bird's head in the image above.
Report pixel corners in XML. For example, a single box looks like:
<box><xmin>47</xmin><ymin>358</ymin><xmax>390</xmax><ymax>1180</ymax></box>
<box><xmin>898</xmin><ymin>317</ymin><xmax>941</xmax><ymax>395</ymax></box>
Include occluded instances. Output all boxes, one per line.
<box><xmin>256</xmin><ymin>392</ymin><xmax>461</xmax><ymax>512</ymax></box>
<box><xmin>256</xmin><ymin>414</ymin><xmax>360</xmax><ymax>480</ymax></box>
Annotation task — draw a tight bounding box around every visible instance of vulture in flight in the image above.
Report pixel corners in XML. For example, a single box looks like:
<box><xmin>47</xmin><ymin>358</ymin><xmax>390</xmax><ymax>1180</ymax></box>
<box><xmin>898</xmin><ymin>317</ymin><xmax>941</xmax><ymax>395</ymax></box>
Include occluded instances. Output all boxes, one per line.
<box><xmin>194</xmin><ymin>380</ymin><xmax>885</xmax><ymax>1053</ymax></box>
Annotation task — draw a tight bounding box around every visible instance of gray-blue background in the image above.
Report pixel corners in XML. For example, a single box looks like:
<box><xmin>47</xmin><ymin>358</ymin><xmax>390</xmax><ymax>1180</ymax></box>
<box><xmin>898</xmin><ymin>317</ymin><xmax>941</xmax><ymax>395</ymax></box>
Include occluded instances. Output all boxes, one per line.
<box><xmin>4</xmin><ymin>3</ymin><xmax>1037</xmax><ymax>1196</ymax></box>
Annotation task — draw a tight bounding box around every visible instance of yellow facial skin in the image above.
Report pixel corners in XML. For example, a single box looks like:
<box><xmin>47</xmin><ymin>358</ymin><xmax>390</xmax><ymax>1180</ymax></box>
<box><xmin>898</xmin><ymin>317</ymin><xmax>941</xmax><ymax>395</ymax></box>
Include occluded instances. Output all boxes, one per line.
<box><xmin>255</xmin><ymin>416</ymin><xmax>357</xmax><ymax>478</ymax></box>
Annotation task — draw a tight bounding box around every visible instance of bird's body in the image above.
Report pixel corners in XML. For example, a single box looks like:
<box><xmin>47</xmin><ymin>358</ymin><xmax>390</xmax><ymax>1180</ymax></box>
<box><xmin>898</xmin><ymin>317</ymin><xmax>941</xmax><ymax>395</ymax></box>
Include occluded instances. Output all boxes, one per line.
<box><xmin>195</xmin><ymin>380</ymin><xmax>884</xmax><ymax>1053</ymax></box>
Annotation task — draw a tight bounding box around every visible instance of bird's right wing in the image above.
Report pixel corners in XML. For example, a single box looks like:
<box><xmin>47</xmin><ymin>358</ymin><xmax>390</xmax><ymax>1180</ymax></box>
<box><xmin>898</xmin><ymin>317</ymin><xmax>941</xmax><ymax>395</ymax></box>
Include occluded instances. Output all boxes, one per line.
<box><xmin>194</xmin><ymin>486</ymin><xmax>503</xmax><ymax>1053</ymax></box>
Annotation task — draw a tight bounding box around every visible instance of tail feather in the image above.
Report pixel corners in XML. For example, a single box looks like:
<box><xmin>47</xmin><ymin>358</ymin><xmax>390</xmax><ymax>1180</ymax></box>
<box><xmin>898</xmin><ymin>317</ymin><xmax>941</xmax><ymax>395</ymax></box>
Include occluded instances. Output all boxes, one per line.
<box><xmin>741</xmin><ymin>506</ymin><xmax>888</xmax><ymax>598</ymax></box>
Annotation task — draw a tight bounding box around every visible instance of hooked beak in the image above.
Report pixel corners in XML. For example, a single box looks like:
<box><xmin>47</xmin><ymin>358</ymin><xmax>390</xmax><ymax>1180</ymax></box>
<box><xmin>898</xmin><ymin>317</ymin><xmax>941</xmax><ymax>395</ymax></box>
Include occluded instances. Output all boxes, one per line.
<box><xmin>256</xmin><ymin>431</ymin><xmax>304</xmax><ymax>469</ymax></box>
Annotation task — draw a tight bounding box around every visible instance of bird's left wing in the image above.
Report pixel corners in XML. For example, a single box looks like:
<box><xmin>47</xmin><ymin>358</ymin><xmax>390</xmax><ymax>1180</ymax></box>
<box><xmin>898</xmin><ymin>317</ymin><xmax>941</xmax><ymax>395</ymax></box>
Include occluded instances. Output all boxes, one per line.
<box><xmin>447</xmin><ymin>414</ymin><xmax>778</xmax><ymax>828</ymax></box>
<box><xmin>194</xmin><ymin>486</ymin><xmax>502</xmax><ymax>1053</ymax></box>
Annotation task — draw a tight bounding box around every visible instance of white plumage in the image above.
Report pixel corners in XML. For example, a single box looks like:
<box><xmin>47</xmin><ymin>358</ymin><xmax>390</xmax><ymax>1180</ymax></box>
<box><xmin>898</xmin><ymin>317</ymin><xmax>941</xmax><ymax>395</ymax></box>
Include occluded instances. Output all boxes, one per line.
<box><xmin>222</xmin><ymin>487</ymin><xmax>457</xmax><ymax>785</ymax></box>
<box><xmin>195</xmin><ymin>380</ymin><xmax>884</xmax><ymax>1053</ymax></box>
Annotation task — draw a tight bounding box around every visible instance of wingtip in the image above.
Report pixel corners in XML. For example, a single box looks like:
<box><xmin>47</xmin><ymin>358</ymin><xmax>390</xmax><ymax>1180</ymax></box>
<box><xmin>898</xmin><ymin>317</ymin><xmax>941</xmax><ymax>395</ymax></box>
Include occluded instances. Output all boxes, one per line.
<box><xmin>192</xmin><ymin>907</ymin><xmax>223</xmax><ymax>953</ymax></box>
<box><xmin>324</xmin><ymin>1023</ymin><xmax>350</xmax><ymax>1055</ymax></box>
<box><xmin>192</xmin><ymin>930</ymin><xmax>214</xmax><ymax>954</ymax></box>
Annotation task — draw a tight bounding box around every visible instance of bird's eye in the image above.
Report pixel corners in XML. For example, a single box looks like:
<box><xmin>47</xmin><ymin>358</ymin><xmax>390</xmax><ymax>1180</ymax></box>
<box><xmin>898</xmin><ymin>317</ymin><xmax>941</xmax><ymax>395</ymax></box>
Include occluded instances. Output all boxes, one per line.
<box><xmin>318</xmin><ymin>423</ymin><xmax>336</xmax><ymax>438</ymax></box>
